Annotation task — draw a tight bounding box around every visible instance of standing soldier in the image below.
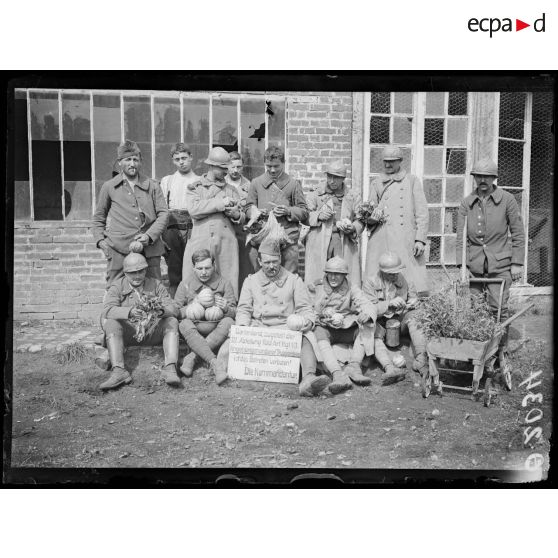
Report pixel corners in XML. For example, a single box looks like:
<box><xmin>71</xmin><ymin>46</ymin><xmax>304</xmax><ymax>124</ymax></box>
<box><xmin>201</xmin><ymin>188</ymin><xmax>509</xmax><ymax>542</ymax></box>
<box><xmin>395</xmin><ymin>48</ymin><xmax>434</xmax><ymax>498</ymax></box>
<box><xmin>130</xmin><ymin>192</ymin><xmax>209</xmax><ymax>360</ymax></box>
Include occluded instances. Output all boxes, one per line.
<box><xmin>182</xmin><ymin>147</ymin><xmax>244</xmax><ymax>298</ymax></box>
<box><xmin>225</xmin><ymin>151</ymin><xmax>252</xmax><ymax>292</ymax></box>
<box><xmin>245</xmin><ymin>146</ymin><xmax>308</xmax><ymax>274</ymax></box>
<box><xmin>92</xmin><ymin>140</ymin><xmax>169</xmax><ymax>285</ymax></box>
<box><xmin>304</xmin><ymin>160</ymin><xmax>363</xmax><ymax>287</ymax></box>
<box><xmin>456</xmin><ymin>157</ymin><xmax>525</xmax><ymax>375</ymax></box>
<box><xmin>160</xmin><ymin>143</ymin><xmax>199</xmax><ymax>296</ymax></box>
<box><xmin>364</xmin><ymin>146</ymin><xmax>429</xmax><ymax>295</ymax></box>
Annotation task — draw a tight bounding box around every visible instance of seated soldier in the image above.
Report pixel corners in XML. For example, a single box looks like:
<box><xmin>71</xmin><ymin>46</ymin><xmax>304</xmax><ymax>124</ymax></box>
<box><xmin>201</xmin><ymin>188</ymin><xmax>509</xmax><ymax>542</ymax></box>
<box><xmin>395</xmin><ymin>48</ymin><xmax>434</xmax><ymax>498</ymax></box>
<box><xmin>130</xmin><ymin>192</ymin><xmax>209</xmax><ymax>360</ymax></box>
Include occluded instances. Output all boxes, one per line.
<box><xmin>98</xmin><ymin>253</ymin><xmax>180</xmax><ymax>391</ymax></box>
<box><xmin>310</xmin><ymin>256</ymin><xmax>376</xmax><ymax>394</ymax></box>
<box><xmin>175</xmin><ymin>249</ymin><xmax>236</xmax><ymax>384</ymax></box>
<box><xmin>362</xmin><ymin>251</ymin><xmax>428</xmax><ymax>385</ymax></box>
<box><xmin>216</xmin><ymin>237</ymin><xmax>330</xmax><ymax>397</ymax></box>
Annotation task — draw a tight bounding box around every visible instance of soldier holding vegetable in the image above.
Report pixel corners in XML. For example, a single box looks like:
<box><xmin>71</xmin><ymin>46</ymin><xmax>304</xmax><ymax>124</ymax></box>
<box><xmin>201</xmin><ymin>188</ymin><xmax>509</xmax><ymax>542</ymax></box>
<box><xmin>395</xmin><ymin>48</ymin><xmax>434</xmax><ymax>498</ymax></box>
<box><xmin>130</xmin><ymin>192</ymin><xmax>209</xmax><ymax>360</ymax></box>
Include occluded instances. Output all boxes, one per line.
<box><xmin>175</xmin><ymin>249</ymin><xmax>236</xmax><ymax>384</ymax></box>
<box><xmin>304</xmin><ymin>161</ymin><xmax>363</xmax><ymax>287</ymax></box>
<box><xmin>309</xmin><ymin>257</ymin><xmax>376</xmax><ymax>394</ymax></box>
<box><xmin>362</xmin><ymin>251</ymin><xmax>428</xmax><ymax>385</ymax></box>
<box><xmin>97</xmin><ymin>253</ymin><xmax>180</xmax><ymax>391</ymax></box>
<box><xmin>92</xmin><ymin>140</ymin><xmax>169</xmax><ymax>286</ymax></box>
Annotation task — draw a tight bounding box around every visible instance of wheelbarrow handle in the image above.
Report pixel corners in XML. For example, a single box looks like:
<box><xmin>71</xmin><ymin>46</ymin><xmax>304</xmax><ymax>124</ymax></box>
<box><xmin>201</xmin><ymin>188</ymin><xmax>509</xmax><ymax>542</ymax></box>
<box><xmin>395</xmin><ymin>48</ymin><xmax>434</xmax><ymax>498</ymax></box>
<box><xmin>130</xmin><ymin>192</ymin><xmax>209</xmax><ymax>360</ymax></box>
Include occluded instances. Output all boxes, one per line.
<box><xmin>500</xmin><ymin>303</ymin><xmax>535</xmax><ymax>329</ymax></box>
<box><xmin>468</xmin><ymin>277</ymin><xmax>506</xmax><ymax>284</ymax></box>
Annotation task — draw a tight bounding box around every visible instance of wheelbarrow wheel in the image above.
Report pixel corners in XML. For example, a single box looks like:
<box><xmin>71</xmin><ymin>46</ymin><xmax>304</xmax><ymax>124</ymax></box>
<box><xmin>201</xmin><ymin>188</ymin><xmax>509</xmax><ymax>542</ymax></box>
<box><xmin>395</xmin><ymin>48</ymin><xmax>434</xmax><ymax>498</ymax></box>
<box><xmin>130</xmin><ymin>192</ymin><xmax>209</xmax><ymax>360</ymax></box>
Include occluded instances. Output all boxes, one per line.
<box><xmin>483</xmin><ymin>377</ymin><xmax>493</xmax><ymax>407</ymax></box>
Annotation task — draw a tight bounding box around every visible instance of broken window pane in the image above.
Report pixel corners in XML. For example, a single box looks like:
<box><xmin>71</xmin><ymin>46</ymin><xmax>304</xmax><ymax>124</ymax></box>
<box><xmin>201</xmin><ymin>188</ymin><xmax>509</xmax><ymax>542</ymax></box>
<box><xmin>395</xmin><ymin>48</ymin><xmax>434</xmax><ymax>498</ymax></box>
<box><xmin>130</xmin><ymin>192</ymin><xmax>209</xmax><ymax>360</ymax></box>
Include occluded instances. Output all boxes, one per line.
<box><xmin>240</xmin><ymin>98</ymin><xmax>265</xmax><ymax>181</ymax></box>
<box><xmin>267</xmin><ymin>98</ymin><xmax>285</xmax><ymax>149</ymax></box>
<box><xmin>212</xmin><ymin>97</ymin><xmax>238</xmax><ymax>152</ymax></box>
<box><xmin>14</xmin><ymin>90</ymin><xmax>30</xmax><ymax>220</ymax></box>
<box><xmin>428</xmin><ymin>236</ymin><xmax>441</xmax><ymax>263</ymax></box>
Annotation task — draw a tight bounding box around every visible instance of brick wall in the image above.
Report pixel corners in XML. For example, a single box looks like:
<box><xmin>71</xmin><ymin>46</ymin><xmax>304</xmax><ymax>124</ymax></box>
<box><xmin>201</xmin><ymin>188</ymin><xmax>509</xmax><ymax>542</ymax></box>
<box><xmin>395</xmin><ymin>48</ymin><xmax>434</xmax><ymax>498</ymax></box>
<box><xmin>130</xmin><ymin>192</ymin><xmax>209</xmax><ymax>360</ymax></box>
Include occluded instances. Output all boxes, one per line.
<box><xmin>286</xmin><ymin>93</ymin><xmax>354</xmax><ymax>192</ymax></box>
<box><xmin>13</xmin><ymin>222</ymin><xmax>105</xmax><ymax>322</ymax></box>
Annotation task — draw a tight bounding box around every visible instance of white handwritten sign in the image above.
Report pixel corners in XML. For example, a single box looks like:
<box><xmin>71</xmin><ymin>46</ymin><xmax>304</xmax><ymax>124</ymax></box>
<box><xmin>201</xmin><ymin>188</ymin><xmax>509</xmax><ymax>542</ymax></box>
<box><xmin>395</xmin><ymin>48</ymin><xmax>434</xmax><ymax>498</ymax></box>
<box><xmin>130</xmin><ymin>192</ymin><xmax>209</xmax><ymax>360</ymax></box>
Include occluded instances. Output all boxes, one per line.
<box><xmin>228</xmin><ymin>325</ymin><xmax>302</xmax><ymax>384</ymax></box>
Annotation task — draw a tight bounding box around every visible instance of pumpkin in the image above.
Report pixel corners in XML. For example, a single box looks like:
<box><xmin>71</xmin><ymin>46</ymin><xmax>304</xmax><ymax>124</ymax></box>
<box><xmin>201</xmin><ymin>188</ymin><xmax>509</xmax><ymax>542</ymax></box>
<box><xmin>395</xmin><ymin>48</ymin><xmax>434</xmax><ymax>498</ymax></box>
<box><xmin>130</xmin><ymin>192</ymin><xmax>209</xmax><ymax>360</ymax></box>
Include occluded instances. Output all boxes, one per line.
<box><xmin>129</xmin><ymin>240</ymin><xmax>144</xmax><ymax>253</ymax></box>
<box><xmin>205</xmin><ymin>306</ymin><xmax>224</xmax><ymax>321</ymax></box>
<box><xmin>392</xmin><ymin>354</ymin><xmax>407</xmax><ymax>368</ymax></box>
<box><xmin>197</xmin><ymin>287</ymin><xmax>215</xmax><ymax>308</ymax></box>
<box><xmin>286</xmin><ymin>314</ymin><xmax>306</xmax><ymax>331</ymax></box>
<box><xmin>330</xmin><ymin>313</ymin><xmax>345</xmax><ymax>328</ymax></box>
<box><xmin>184</xmin><ymin>302</ymin><xmax>206</xmax><ymax>321</ymax></box>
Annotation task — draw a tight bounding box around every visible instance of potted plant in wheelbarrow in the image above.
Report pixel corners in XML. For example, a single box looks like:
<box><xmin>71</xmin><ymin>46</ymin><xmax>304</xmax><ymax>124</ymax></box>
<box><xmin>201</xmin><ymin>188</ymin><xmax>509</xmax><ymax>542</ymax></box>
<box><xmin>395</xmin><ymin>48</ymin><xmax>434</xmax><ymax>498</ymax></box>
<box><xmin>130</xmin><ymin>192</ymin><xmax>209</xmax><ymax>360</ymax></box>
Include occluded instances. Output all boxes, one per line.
<box><xmin>412</xmin><ymin>283</ymin><xmax>533</xmax><ymax>406</ymax></box>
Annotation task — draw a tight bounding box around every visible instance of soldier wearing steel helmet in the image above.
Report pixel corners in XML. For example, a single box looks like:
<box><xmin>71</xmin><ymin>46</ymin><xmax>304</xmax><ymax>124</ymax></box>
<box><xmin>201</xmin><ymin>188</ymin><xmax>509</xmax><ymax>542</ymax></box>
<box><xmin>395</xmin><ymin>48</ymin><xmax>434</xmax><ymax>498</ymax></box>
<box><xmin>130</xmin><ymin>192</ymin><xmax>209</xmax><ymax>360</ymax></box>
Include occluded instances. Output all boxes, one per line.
<box><xmin>364</xmin><ymin>146</ymin><xmax>429</xmax><ymax>295</ymax></box>
<box><xmin>456</xmin><ymin>157</ymin><xmax>525</xmax><ymax>374</ymax></box>
<box><xmin>362</xmin><ymin>251</ymin><xmax>427</xmax><ymax>386</ymax></box>
<box><xmin>309</xmin><ymin>256</ymin><xmax>377</xmax><ymax>394</ymax></box>
<box><xmin>97</xmin><ymin>253</ymin><xmax>180</xmax><ymax>391</ymax></box>
<box><xmin>304</xmin><ymin>160</ymin><xmax>364</xmax><ymax>287</ymax></box>
<box><xmin>182</xmin><ymin>147</ymin><xmax>245</xmax><ymax>299</ymax></box>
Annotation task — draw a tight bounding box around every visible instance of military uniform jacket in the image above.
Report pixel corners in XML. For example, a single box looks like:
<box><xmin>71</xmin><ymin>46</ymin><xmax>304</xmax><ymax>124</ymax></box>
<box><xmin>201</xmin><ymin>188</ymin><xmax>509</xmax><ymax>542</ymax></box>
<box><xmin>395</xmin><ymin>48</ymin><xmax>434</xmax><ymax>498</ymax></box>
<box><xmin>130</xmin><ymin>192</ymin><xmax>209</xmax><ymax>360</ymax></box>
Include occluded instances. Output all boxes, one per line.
<box><xmin>245</xmin><ymin>171</ymin><xmax>308</xmax><ymax>242</ymax></box>
<box><xmin>310</xmin><ymin>276</ymin><xmax>377</xmax><ymax>355</ymax></box>
<box><xmin>174</xmin><ymin>271</ymin><xmax>237</xmax><ymax>320</ymax></box>
<box><xmin>101</xmin><ymin>277</ymin><xmax>178</xmax><ymax>322</ymax></box>
<box><xmin>236</xmin><ymin>267</ymin><xmax>315</xmax><ymax>328</ymax></box>
<box><xmin>92</xmin><ymin>173</ymin><xmax>169</xmax><ymax>257</ymax></box>
<box><xmin>362</xmin><ymin>272</ymin><xmax>417</xmax><ymax>317</ymax></box>
<box><xmin>182</xmin><ymin>174</ymin><xmax>245</xmax><ymax>298</ymax></box>
<box><xmin>364</xmin><ymin>169</ymin><xmax>429</xmax><ymax>292</ymax></box>
<box><xmin>456</xmin><ymin>187</ymin><xmax>525</xmax><ymax>275</ymax></box>
<box><xmin>305</xmin><ymin>185</ymin><xmax>363</xmax><ymax>287</ymax></box>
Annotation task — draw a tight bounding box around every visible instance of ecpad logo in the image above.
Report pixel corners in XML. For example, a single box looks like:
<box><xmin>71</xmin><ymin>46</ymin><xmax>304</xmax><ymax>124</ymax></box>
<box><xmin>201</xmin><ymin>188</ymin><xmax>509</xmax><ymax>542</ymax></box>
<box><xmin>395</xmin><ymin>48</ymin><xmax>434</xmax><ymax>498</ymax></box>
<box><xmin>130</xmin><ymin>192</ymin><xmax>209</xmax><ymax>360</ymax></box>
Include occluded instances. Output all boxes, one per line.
<box><xmin>468</xmin><ymin>13</ymin><xmax>546</xmax><ymax>37</ymax></box>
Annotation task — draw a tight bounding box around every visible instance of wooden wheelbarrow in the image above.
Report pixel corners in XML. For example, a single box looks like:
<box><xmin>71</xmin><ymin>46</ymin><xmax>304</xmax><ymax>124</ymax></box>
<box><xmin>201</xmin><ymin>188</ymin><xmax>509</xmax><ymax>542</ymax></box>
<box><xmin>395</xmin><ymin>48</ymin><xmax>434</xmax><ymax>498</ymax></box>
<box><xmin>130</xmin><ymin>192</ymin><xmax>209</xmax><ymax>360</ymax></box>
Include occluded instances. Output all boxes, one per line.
<box><xmin>422</xmin><ymin>301</ymin><xmax>534</xmax><ymax>407</ymax></box>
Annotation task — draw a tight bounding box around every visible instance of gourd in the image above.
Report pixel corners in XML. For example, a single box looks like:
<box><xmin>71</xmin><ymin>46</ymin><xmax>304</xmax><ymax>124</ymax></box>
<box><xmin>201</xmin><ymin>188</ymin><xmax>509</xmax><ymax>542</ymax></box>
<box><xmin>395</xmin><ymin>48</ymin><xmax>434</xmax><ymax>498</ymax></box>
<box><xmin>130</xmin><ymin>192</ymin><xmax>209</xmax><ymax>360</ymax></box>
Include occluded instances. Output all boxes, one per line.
<box><xmin>286</xmin><ymin>314</ymin><xmax>306</xmax><ymax>331</ymax></box>
<box><xmin>392</xmin><ymin>354</ymin><xmax>407</xmax><ymax>368</ymax></box>
<box><xmin>330</xmin><ymin>313</ymin><xmax>345</xmax><ymax>328</ymax></box>
<box><xmin>197</xmin><ymin>288</ymin><xmax>215</xmax><ymax>308</ymax></box>
<box><xmin>129</xmin><ymin>240</ymin><xmax>144</xmax><ymax>253</ymax></box>
<box><xmin>205</xmin><ymin>306</ymin><xmax>224</xmax><ymax>321</ymax></box>
<box><xmin>184</xmin><ymin>302</ymin><xmax>206</xmax><ymax>320</ymax></box>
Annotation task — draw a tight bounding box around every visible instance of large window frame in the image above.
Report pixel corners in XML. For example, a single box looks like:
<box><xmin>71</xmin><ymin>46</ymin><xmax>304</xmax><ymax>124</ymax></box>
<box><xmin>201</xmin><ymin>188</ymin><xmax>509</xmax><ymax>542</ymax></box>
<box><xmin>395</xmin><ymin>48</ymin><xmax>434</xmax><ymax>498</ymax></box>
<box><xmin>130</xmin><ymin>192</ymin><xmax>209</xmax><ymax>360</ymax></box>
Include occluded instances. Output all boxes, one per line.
<box><xmin>15</xmin><ymin>89</ymin><xmax>287</xmax><ymax>222</ymax></box>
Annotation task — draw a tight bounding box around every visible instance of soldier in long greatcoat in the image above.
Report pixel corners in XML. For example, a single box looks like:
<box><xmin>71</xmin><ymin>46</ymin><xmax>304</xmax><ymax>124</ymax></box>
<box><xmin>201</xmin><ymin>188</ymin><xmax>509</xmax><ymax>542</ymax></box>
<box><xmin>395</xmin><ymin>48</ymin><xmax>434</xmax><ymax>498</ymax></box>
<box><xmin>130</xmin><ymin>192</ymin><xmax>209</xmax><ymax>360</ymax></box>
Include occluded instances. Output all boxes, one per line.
<box><xmin>182</xmin><ymin>147</ymin><xmax>244</xmax><ymax>299</ymax></box>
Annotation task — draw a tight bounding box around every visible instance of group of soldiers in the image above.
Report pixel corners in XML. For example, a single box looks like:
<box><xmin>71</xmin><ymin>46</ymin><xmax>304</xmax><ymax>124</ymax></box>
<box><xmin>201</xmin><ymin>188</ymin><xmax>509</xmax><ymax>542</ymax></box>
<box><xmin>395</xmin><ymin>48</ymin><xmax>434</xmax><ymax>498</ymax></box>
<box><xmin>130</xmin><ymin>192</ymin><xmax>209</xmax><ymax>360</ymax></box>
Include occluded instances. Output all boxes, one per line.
<box><xmin>91</xmin><ymin>139</ymin><xmax>525</xmax><ymax>396</ymax></box>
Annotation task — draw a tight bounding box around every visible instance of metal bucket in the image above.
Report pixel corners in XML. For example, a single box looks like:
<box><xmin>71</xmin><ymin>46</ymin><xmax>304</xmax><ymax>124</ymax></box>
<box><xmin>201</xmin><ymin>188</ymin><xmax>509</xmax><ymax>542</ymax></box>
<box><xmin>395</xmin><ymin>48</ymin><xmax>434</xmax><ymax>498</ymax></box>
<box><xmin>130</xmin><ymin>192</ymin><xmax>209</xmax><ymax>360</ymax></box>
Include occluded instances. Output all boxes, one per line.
<box><xmin>385</xmin><ymin>319</ymin><xmax>401</xmax><ymax>348</ymax></box>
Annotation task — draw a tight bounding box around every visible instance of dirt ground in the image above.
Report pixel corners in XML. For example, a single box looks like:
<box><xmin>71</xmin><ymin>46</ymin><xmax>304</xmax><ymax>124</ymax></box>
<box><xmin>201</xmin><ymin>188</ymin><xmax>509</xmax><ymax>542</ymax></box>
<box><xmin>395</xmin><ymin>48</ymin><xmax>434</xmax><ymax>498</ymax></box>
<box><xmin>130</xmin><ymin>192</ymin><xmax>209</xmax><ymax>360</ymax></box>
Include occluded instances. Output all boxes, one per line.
<box><xmin>7</xmin><ymin>314</ymin><xmax>553</xmax><ymax>477</ymax></box>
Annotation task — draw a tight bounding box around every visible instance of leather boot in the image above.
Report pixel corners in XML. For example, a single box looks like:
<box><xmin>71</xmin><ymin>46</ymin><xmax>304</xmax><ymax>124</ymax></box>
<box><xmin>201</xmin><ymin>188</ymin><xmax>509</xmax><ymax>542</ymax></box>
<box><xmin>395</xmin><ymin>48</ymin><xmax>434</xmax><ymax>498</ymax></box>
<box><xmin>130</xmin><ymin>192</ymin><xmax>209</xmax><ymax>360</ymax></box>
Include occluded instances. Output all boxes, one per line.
<box><xmin>329</xmin><ymin>369</ymin><xmax>353</xmax><ymax>394</ymax></box>
<box><xmin>99</xmin><ymin>332</ymin><xmax>131</xmax><ymax>391</ymax></box>
<box><xmin>376</xmin><ymin>339</ymin><xmax>406</xmax><ymax>386</ymax></box>
<box><xmin>161</xmin><ymin>331</ymin><xmax>181</xmax><ymax>387</ymax></box>
<box><xmin>180</xmin><ymin>352</ymin><xmax>198</xmax><ymax>378</ymax></box>
<box><xmin>299</xmin><ymin>371</ymin><xmax>330</xmax><ymax>397</ymax></box>
<box><xmin>345</xmin><ymin>362</ymin><xmax>372</xmax><ymax>386</ymax></box>
<box><xmin>412</xmin><ymin>351</ymin><xmax>429</xmax><ymax>377</ymax></box>
<box><xmin>211</xmin><ymin>358</ymin><xmax>228</xmax><ymax>386</ymax></box>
